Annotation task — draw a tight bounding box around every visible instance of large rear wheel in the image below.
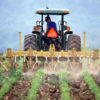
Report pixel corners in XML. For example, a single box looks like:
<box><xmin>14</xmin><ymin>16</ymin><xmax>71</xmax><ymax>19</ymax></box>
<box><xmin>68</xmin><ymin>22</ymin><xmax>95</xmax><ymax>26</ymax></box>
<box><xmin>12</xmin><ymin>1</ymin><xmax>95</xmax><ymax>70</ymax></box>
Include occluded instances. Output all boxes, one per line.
<box><xmin>24</xmin><ymin>34</ymin><xmax>36</xmax><ymax>51</ymax></box>
<box><xmin>68</xmin><ymin>34</ymin><xmax>81</xmax><ymax>51</ymax></box>
<box><xmin>24</xmin><ymin>34</ymin><xmax>37</xmax><ymax>72</ymax></box>
<box><xmin>67</xmin><ymin>34</ymin><xmax>82</xmax><ymax>70</ymax></box>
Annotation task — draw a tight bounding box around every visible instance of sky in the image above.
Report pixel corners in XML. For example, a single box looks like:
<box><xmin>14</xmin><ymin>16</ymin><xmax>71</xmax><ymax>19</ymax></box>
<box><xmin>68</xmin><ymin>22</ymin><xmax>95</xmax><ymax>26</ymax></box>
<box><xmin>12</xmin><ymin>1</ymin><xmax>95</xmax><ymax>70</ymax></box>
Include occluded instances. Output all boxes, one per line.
<box><xmin>0</xmin><ymin>0</ymin><xmax>100</xmax><ymax>51</ymax></box>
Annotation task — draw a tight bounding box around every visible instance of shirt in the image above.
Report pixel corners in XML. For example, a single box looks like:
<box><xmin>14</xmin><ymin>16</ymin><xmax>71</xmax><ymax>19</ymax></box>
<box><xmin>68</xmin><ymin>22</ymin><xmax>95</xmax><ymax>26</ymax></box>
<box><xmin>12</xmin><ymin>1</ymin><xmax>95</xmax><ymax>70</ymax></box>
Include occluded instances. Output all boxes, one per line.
<box><xmin>47</xmin><ymin>21</ymin><xmax>57</xmax><ymax>32</ymax></box>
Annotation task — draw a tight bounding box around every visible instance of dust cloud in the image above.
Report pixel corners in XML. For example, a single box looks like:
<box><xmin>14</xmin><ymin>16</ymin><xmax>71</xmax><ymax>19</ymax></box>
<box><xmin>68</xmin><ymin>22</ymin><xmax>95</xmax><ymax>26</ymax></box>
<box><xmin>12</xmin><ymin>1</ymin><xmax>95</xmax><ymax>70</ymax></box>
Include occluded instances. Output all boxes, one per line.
<box><xmin>43</xmin><ymin>58</ymin><xmax>100</xmax><ymax>81</ymax></box>
<box><xmin>21</xmin><ymin>58</ymin><xmax>100</xmax><ymax>81</ymax></box>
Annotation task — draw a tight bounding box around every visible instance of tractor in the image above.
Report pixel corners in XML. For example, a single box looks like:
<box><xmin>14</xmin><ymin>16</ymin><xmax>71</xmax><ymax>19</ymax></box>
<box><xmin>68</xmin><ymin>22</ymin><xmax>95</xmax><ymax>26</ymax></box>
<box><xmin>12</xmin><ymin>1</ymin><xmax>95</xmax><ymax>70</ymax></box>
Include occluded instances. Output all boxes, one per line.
<box><xmin>6</xmin><ymin>9</ymin><xmax>99</xmax><ymax>72</ymax></box>
<box><xmin>24</xmin><ymin>9</ymin><xmax>81</xmax><ymax>52</ymax></box>
<box><xmin>23</xmin><ymin>9</ymin><xmax>81</xmax><ymax>72</ymax></box>
<box><xmin>6</xmin><ymin>9</ymin><xmax>84</xmax><ymax>72</ymax></box>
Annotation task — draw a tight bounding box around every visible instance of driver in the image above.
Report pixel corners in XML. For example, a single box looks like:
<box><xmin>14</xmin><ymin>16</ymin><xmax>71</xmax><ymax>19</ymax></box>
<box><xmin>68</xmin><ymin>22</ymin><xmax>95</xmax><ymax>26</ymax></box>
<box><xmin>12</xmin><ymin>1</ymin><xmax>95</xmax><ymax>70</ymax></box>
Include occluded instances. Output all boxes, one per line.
<box><xmin>45</xmin><ymin>16</ymin><xmax>58</xmax><ymax>38</ymax></box>
<box><xmin>41</xmin><ymin>16</ymin><xmax>58</xmax><ymax>50</ymax></box>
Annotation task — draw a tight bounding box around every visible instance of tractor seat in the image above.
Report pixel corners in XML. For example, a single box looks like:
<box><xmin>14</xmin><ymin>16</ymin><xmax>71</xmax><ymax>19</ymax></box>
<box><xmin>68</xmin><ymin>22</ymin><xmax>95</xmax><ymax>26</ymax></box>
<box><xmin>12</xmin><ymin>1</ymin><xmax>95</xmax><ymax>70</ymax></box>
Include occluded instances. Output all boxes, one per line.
<box><xmin>46</xmin><ymin>37</ymin><xmax>56</xmax><ymax>44</ymax></box>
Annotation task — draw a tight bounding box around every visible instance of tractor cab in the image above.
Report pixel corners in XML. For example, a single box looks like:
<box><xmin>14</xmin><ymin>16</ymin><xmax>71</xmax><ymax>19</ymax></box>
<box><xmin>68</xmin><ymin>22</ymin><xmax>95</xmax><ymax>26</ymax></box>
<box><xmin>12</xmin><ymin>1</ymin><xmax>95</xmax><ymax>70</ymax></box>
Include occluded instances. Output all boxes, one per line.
<box><xmin>33</xmin><ymin>9</ymin><xmax>73</xmax><ymax>34</ymax></box>
<box><xmin>32</xmin><ymin>9</ymin><xmax>73</xmax><ymax>51</ymax></box>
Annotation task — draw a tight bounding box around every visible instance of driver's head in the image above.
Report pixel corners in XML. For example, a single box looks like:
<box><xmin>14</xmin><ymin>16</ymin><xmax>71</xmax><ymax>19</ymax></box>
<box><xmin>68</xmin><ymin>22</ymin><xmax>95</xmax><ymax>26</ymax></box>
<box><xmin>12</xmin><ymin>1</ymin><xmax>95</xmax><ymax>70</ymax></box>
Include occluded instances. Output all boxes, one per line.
<box><xmin>45</xmin><ymin>16</ymin><xmax>51</xmax><ymax>22</ymax></box>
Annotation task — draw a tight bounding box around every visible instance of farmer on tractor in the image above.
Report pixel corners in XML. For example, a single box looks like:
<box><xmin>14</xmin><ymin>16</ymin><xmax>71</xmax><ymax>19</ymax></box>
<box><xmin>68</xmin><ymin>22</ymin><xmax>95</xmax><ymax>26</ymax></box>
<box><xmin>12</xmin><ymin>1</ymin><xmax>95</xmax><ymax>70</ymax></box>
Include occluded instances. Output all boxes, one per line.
<box><xmin>45</xmin><ymin>16</ymin><xmax>58</xmax><ymax>46</ymax></box>
<box><xmin>45</xmin><ymin>16</ymin><xmax>58</xmax><ymax>38</ymax></box>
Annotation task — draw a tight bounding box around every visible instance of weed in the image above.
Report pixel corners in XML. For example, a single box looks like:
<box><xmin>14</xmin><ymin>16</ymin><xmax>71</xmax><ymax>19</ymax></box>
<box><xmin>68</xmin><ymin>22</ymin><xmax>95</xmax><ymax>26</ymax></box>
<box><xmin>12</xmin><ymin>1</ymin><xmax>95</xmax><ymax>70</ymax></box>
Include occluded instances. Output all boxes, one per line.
<box><xmin>18</xmin><ymin>93</ymin><xmax>23</xmax><ymax>100</ymax></box>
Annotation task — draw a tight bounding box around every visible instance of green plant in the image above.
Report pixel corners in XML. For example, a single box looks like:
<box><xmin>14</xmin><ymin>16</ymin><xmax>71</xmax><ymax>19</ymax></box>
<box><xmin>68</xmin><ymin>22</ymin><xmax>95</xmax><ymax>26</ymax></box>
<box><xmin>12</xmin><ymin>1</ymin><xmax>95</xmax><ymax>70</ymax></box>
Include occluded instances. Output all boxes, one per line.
<box><xmin>18</xmin><ymin>93</ymin><xmax>23</xmax><ymax>100</ymax></box>
<box><xmin>47</xmin><ymin>74</ymin><xmax>59</xmax><ymax>85</ymax></box>
<box><xmin>59</xmin><ymin>71</ymin><xmax>71</xmax><ymax>100</ymax></box>
<box><xmin>0</xmin><ymin>58</ymin><xmax>23</xmax><ymax>100</ymax></box>
<box><xmin>0</xmin><ymin>58</ymin><xmax>8</xmax><ymax>71</ymax></box>
<box><xmin>43</xmin><ymin>96</ymin><xmax>47</xmax><ymax>100</ymax></box>
<box><xmin>25</xmin><ymin>69</ymin><xmax>44</xmax><ymax>100</ymax></box>
<box><xmin>60</xmin><ymin>61</ymin><xmax>66</xmax><ymax>67</ymax></box>
<box><xmin>83</xmin><ymin>72</ymin><xmax>100</xmax><ymax>100</ymax></box>
<box><xmin>3</xmin><ymin>52</ymin><xmax>6</xmax><ymax>57</ymax></box>
<box><xmin>0</xmin><ymin>71</ymin><xmax>6</xmax><ymax>84</ymax></box>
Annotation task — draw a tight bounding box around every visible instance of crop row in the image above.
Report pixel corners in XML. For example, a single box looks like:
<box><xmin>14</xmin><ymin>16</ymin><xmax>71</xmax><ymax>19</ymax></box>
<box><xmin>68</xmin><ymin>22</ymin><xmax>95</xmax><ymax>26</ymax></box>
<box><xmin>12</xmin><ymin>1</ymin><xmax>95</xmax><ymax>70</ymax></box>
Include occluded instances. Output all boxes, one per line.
<box><xmin>59</xmin><ymin>71</ymin><xmax>71</xmax><ymax>100</ymax></box>
<box><xmin>0</xmin><ymin>58</ymin><xmax>23</xmax><ymax>100</ymax></box>
<box><xmin>0</xmin><ymin>58</ymin><xmax>8</xmax><ymax>71</ymax></box>
<box><xmin>0</xmin><ymin>52</ymin><xmax>7</xmax><ymax>71</ymax></box>
<box><xmin>83</xmin><ymin>72</ymin><xmax>100</xmax><ymax>100</ymax></box>
<box><xmin>0</xmin><ymin>70</ymin><xmax>7</xmax><ymax>85</ymax></box>
<box><xmin>25</xmin><ymin>69</ymin><xmax>44</xmax><ymax>100</ymax></box>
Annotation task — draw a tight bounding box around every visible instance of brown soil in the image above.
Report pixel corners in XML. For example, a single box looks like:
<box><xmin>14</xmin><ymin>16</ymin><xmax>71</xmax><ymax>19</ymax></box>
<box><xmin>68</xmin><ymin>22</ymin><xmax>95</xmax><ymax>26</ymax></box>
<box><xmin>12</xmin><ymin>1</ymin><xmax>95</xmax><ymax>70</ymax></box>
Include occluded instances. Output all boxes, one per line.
<box><xmin>36</xmin><ymin>74</ymin><xmax>60</xmax><ymax>100</ymax></box>
<box><xmin>91</xmin><ymin>75</ymin><xmax>100</xmax><ymax>88</ymax></box>
<box><xmin>0</xmin><ymin>52</ymin><xmax>3</xmax><ymax>56</ymax></box>
<box><xmin>69</xmin><ymin>79</ymin><xmax>95</xmax><ymax>100</ymax></box>
<box><xmin>0</xmin><ymin>57</ymin><xmax>5</xmax><ymax>66</ymax></box>
<box><xmin>3</xmin><ymin>79</ymin><xmax>31</xmax><ymax>100</ymax></box>
<box><xmin>1</xmin><ymin>70</ymin><xmax>100</xmax><ymax>100</ymax></box>
<box><xmin>0</xmin><ymin>84</ymin><xmax>2</xmax><ymax>89</ymax></box>
<box><xmin>0</xmin><ymin>57</ymin><xmax>5</xmax><ymax>62</ymax></box>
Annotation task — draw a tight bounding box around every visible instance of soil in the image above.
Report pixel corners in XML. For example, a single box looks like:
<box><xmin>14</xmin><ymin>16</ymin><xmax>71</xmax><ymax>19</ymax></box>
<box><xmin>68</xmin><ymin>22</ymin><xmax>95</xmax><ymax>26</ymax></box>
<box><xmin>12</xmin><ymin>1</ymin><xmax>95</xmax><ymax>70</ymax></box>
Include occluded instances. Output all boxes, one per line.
<box><xmin>36</xmin><ymin>74</ymin><xmax>60</xmax><ymax>100</ymax></box>
<box><xmin>91</xmin><ymin>75</ymin><xmax>100</xmax><ymax>88</ymax></box>
<box><xmin>0</xmin><ymin>52</ymin><xmax>3</xmax><ymax>56</ymax></box>
<box><xmin>3</xmin><ymin>79</ymin><xmax>31</xmax><ymax>100</ymax></box>
<box><xmin>2</xmin><ymin>74</ymin><xmax>99</xmax><ymax>100</ymax></box>
<box><xmin>0</xmin><ymin>84</ymin><xmax>2</xmax><ymax>89</ymax></box>
<box><xmin>0</xmin><ymin>57</ymin><xmax>5</xmax><ymax>62</ymax></box>
<box><xmin>69</xmin><ymin>79</ymin><xmax>95</xmax><ymax>100</ymax></box>
<box><xmin>0</xmin><ymin>57</ymin><xmax>5</xmax><ymax>66</ymax></box>
<box><xmin>1</xmin><ymin>70</ymin><xmax>100</xmax><ymax>100</ymax></box>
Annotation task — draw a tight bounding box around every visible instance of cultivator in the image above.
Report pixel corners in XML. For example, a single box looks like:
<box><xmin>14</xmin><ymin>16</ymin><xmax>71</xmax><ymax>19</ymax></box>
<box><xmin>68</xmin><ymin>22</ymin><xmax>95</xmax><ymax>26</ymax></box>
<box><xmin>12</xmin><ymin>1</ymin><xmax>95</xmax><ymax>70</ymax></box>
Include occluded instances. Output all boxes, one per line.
<box><xmin>5</xmin><ymin>32</ymin><xmax>100</xmax><ymax>72</ymax></box>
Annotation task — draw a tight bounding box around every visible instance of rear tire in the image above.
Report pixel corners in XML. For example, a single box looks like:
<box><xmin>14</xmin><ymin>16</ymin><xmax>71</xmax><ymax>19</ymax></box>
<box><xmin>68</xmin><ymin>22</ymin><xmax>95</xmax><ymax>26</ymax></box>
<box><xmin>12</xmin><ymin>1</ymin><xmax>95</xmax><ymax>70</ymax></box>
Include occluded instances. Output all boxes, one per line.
<box><xmin>24</xmin><ymin>34</ymin><xmax>36</xmax><ymax>51</ymax></box>
<box><xmin>68</xmin><ymin>34</ymin><xmax>81</xmax><ymax>62</ymax></box>
<box><xmin>68</xmin><ymin>34</ymin><xmax>81</xmax><ymax>51</ymax></box>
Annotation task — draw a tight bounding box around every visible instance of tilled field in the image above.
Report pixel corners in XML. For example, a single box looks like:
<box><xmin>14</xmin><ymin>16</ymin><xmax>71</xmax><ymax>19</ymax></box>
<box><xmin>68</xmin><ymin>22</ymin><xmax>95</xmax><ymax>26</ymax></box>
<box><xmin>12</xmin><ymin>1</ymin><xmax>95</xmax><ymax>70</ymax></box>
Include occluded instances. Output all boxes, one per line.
<box><xmin>37</xmin><ymin>74</ymin><xmax>60</xmax><ymax>100</ymax></box>
<box><xmin>3</xmin><ymin>79</ymin><xmax>31</xmax><ymax>100</ymax></box>
<box><xmin>0</xmin><ymin>71</ymin><xmax>100</xmax><ymax>100</ymax></box>
<box><xmin>69</xmin><ymin>79</ymin><xmax>95</xmax><ymax>100</ymax></box>
<box><xmin>0</xmin><ymin>85</ymin><xmax>1</xmax><ymax>89</ymax></box>
<box><xmin>36</xmin><ymin>74</ymin><xmax>97</xmax><ymax>100</ymax></box>
<box><xmin>0</xmin><ymin>56</ymin><xmax>100</xmax><ymax>100</ymax></box>
<box><xmin>92</xmin><ymin>75</ymin><xmax>100</xmax><ymax>88</ymax></box>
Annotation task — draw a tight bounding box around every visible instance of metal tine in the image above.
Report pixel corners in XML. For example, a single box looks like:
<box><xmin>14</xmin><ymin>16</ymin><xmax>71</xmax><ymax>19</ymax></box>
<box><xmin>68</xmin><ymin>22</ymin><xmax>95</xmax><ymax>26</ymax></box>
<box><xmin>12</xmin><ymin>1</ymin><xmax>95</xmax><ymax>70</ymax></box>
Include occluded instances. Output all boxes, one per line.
<box><xmin>53</xmin><ymin>55</ymin><xmax>61</xmax><ymax>71</ymax></box>
<box><xmin>45</xmin><ymin>56</ymin><xmax>48</xmax><ymax>63</ymax></box>
<box><xmin>87</xmin><ymin>56</ymin><xmax>89</xmax><ymax>65</ymax></box>
<box><xmin>88</xmin><ymin>56</ymin><xmax>92</xmax><ymax>65</ymax></box>
<box><xmin>79</xmin><ymin>55</ymin><xmax>82</xmax><ymax>63</ymax></box>
<box><xmin>44</xmin><ymin>62</ymin><xmax>48</xmax><ymax>73</ymax></box>
<box><xmin>31</xmin><ymin>55</ymin><xmax>38</xmax><ymax>71</ymax></box>
<box><xmin>57</xmin><ymin>55</ymin><xmax>61</xmax><ymax>63</ymax></box>
<box><xmin>24</xmin><ymin>55</ymin><xmax>26</xmax><ymax>62</ymax></box>
<box><xmin>54</xmin><ymin>55</ymin><xmax>61</xmax><ymax>71</ymax></box>
<box><xmin>54</xmin><ymin>62</ymin><xmax>58</xmax><ymax>71</ymax></box>
<box><xmin>69</xmin><ymin>62</ymin><xmax>73</xmax><ymax>70</ymax></box>
<box><xmin>14</xmin><ymin>55</ymin><xmax>16</xmax><ymax>63</ymax></box>
<box><xmin>35</xmin><ymin>55</ymin><xmax>38</xmax><ymax>63</ymax></box>
<box><xmin>99</xmin><ymin>56</ymin><xmax>100</xmax><ymax>59</ymax></box>
<box><xmin>32</xmin><ymin>62</ymin><xmax>37</xmax><ymax>71</ymax></box>
<box><xmin>65</xmin><ymin>55</ymin><xmax>69</xmax><ymax>63</ymax></box>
